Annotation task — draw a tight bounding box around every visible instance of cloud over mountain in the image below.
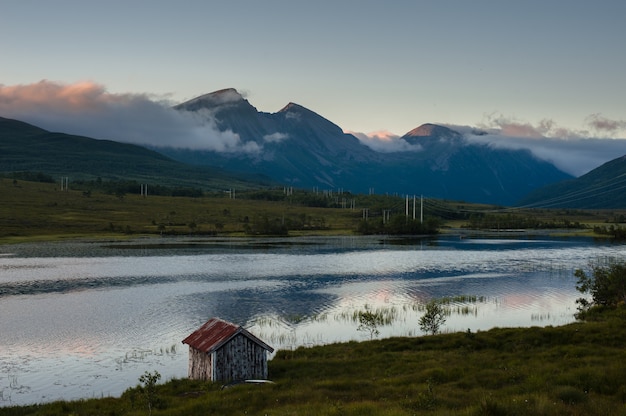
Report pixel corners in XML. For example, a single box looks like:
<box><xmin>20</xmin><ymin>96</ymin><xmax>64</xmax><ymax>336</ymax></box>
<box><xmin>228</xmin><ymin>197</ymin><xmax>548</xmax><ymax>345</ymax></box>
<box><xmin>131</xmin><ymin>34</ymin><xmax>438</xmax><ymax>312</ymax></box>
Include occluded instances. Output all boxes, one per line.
<box><xmin>0</xmin><ymin>80</ymin><xmax>259</xmax><ymax>153</ymax></box>
<box><xmin>452</xmin><ymin>115</ymin><xmax>626</xmax><ymax>176</ymax></box>
<box><xmin>2</xmin><ymin>80</ymin><xmax>626</xmax><ymax>178</ymax></box>
<box><xmin>349</xmin><ymin>130</ymin><xmax>422</xmax><ymax>153</ymax></box>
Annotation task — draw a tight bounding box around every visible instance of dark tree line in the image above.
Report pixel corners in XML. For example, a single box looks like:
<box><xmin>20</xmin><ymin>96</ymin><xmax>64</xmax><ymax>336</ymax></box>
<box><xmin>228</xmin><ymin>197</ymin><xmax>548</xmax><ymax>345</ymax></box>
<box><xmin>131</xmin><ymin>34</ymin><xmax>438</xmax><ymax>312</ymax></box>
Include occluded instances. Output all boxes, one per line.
<box><xmin>72</xmin><ymin>179</ymin><xmax>203</xmax><ymax>198</ymax></box>
<box><xmin>466</xmin><ymin>213</ymin><xmax>583</xmax><ymax>230</ymax></box>
<box><xmin>593</xmin><ymin>225</ymin><xmax>626</xmax><ymax>240</ymax></box>
<box><xmin>356</xmin><ymin>215</ymin><xmax>440</xmax><ymax>235</ymax></box>
<box><xmin>2</xmin><ymin>171</ymin><xmax>55</xmax><ymax>183</ymax></box>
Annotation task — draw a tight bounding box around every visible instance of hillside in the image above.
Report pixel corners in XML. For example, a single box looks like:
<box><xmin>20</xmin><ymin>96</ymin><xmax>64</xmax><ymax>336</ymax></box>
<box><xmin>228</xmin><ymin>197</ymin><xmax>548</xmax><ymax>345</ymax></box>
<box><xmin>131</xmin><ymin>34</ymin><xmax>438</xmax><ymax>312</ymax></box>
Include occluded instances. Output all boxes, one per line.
<box><xmin>517</xmin><ymin>154</ymin><xmax>626</xmax><ymax>208</ymax></box>
<box><xmin>0</xmin><ymin>116</ymin><xmax>272</xmax><ymax>190</ymax></box>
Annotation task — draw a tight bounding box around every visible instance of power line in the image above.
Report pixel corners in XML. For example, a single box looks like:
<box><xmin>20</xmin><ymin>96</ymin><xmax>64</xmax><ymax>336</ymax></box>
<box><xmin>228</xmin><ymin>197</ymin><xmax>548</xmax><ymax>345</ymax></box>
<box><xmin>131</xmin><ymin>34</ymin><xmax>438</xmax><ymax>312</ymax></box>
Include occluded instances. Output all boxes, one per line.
<box><xmin>516</xmin><ymin>175</ymin><xmax>626</xmax><ymax>208</ymax></box>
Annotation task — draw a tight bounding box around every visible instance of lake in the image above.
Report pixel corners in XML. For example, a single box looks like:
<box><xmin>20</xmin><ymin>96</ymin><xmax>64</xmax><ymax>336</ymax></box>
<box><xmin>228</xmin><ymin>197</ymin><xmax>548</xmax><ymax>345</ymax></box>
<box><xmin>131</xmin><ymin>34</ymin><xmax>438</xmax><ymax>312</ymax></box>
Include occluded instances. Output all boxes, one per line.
<box><xmin>0</xmin><ymin>235</ymin><xmax>624</xmax><ymax>406</ymax></box>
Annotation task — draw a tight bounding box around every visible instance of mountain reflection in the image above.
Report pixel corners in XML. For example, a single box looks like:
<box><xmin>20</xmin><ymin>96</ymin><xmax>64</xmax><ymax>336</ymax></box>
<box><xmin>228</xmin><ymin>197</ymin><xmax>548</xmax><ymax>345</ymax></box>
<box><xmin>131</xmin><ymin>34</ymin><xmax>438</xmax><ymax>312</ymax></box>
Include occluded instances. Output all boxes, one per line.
<box><xmin>0</xmin><ymin>236</ymin><xmax>623</xmax><ymax>406</ymax></box>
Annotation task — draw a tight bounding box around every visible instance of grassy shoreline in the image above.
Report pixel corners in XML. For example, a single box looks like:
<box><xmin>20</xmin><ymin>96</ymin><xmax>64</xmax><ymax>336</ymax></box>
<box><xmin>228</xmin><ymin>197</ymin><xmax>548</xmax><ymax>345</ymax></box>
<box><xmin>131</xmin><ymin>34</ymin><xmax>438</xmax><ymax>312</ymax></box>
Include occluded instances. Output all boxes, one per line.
<box><xmin>2</xmin><ymin>307</ymin><xmax>625</xmax><ymax>415</ymax></box>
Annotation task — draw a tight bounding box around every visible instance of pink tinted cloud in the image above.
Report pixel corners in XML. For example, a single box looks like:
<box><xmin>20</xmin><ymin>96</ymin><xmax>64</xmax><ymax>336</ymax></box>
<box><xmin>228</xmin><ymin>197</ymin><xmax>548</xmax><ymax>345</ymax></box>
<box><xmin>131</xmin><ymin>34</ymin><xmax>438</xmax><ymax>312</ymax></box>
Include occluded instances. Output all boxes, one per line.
<box><xmin>0</xmin><ymin>80</ymin><xmax>108</xmax><ymax>111</ymax></box>
<box><xmin>477</xmin><ymin>114</ymin><xmax>583</xmax><ymax>139</ymax></box>
<box><xmin>0</xmin><ymin>80</ymin><xmax>259</xmax><ymax>153</ymax></box>
<box><xmin>586</xmin><ymin>113</ymin><xmax>626</xmax><ymax>135</ymax></box>
<box><xmin>453</xmin><ymin>114</ymin><xmax>626</xmax><ymax>176</ymax></box>
<box><xmin>498</xmin><ymin>122</ymin><xmax>544</xmax><ymax>138</ymax></box>
<box><xmin>348</xmin><ymin>130</ymin><xmax>422</xmax><ymax>153</ymax></box>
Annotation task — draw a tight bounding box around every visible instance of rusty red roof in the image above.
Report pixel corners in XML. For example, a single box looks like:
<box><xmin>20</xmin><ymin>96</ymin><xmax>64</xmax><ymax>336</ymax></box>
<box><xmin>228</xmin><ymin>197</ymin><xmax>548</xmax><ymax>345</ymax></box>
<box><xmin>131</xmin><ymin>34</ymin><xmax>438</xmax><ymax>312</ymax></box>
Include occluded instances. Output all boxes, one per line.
<box><xmin>182</xmin><ymin>317</ymin><xmax>274</xmax><ymax>353</ymax></box>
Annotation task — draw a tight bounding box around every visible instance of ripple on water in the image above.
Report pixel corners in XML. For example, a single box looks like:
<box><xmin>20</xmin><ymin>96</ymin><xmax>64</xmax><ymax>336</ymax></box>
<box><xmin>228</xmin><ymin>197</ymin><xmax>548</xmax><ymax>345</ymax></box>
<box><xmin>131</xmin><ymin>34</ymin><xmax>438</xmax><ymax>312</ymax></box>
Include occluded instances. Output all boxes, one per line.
<box><xmin>1</xmin><ymin>236</ymin><xmax>622</xmax><ymax>407</ymax></box>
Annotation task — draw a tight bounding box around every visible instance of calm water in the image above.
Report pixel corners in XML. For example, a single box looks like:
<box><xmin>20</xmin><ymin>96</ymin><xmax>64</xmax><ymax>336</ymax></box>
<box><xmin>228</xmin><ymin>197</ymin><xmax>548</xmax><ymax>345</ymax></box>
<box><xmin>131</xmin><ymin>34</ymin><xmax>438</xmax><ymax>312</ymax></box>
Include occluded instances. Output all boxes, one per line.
<box><xmin>0</xmin><ymin>235</ymin><xmax>624</xmax><ymax>406</ymax></box>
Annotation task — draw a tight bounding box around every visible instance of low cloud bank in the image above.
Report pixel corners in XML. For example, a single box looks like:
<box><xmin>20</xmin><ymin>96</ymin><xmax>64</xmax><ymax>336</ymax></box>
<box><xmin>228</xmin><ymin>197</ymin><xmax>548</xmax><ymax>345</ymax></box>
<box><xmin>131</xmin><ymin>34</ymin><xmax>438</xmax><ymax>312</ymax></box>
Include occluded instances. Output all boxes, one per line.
<box><xmin>0</xmin><ymin>80</ymin><xmax>260</xmax><ymax>153</ymax></box>
<box><xmin>454</xmin><ymin>115</ymin><xmax>626</xmax><ymax>177</ymax></box>
<box><xmin>349</xmin><ymin>130</ymin><xmax>422</xmax><ymax>153</ymax></box>
<box><xmin>351</xmin><ymin>115</ymin><xmax>626</xmax><ymax>177</ymax></box>
<box><xmin>462</xmin><ymin>129</ymin><xmax>625</xmax><ymax>177</ymax></box>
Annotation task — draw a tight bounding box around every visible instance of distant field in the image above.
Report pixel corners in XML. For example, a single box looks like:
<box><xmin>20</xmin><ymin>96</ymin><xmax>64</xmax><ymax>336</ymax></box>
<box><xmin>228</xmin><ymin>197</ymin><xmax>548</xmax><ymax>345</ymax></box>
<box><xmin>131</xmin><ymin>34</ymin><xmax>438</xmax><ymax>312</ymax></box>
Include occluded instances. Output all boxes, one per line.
<box><xmin>0</xmin><ymin>178</ymin><xmax>361</xmax><ymax>243</ymax></box>
<box><xmin>1</xmin><ymin>178</ymin><xmax>624</xmax><ymax>244</ymax></box>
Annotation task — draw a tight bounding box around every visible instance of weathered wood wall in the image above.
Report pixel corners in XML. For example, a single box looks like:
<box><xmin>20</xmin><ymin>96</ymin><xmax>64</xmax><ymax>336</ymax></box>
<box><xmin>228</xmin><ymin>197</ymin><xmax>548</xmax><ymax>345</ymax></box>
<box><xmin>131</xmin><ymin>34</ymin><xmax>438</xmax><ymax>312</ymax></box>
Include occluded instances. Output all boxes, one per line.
<box><xmin>188</xmin><ymin>346</ymin><xmax>213</xmax><ymax>380</ymax></box>
<box><xmin>214</xmin><ymin>333</ymin><xmax>268</xmax><ymax>381</ymax></box>
<box><xmin>188</xmin><ymin>333</ymin><xmax>268</xmax><ymax>381</ymax></box>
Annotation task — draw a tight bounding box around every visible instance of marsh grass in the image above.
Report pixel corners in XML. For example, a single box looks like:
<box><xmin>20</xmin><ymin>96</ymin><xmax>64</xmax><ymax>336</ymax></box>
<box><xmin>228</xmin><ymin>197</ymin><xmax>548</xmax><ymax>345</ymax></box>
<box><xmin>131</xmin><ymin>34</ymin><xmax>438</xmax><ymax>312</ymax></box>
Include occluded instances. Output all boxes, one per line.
<box><xmin>252</xmin><ymin>295</ymin><xmax>494</xmax><ymax>350</ymax></box>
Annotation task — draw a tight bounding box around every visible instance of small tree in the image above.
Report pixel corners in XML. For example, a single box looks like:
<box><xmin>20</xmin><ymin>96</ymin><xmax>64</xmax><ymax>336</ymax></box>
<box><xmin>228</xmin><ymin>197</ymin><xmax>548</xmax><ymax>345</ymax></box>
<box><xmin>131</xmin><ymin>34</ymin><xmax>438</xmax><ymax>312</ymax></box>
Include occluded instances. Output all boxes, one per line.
<box><xmin>419</xmin><ymin>300</ymin><xmax>447</xmax><ymax>335</ymax></box>
<box><xmin>575</xmin><ymin>260</ymin><xmax>626</xmax><ymax>318</ymax></box>
<box><xmin>138</xmin><ymin>370</ymin><xmax>161</xmax><ymax>415</ymax></box>
<box><xmin>357</xmin><ymin>310</ymin><xmax>383</xmax><ymax>339</ymax></box>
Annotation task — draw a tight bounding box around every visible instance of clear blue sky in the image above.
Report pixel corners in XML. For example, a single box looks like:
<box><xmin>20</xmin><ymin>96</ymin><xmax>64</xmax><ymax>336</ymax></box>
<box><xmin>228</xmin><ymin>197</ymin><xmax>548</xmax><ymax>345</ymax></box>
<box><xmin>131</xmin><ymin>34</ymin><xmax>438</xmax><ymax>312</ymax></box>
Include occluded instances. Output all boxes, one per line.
<box><xmin>2</xmin><ymin>0</ymin><xmax>625</xmax><ymax>136</ymax></box>
<box><xmin>2</xmin><ymin>1</ymin><xmax>626</xmax><ymax>175</ymax></box>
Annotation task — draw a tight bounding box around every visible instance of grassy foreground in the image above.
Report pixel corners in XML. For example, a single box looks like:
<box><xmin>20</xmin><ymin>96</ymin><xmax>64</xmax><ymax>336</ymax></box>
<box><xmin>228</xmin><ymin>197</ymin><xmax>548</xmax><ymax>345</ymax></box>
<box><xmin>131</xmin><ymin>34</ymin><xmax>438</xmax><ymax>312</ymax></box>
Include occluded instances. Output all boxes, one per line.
<box><xmin>2</xmin><ymin>307</ymin><xmax>625</xmax><ymax>415</ymax></box>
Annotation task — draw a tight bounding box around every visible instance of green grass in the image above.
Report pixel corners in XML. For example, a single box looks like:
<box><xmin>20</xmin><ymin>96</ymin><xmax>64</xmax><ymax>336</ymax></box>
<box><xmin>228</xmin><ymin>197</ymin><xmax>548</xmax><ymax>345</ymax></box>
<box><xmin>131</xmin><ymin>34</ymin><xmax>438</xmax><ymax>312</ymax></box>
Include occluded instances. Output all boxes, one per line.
<box><xmin>0</xmin><ymin>179</ymin><xmax>361</xmax><ymax>243</ymax></box>
<box><xmin>3</xmin><ymin>178</ymin><xmax>626</xmax><ymax>244</ymax></box>
<box><xmin>3</xmin><ymin>307</ymin><xmax>626</xmax><ymax>415</ymax></box>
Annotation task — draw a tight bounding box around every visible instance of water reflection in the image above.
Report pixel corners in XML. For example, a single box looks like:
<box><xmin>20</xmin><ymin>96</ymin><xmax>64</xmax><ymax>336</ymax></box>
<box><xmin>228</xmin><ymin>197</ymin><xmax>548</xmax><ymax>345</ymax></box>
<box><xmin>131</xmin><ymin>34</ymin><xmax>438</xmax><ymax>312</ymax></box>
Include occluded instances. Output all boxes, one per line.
<box><xmin>0</xmin><ymin>236</ymin><xmax>624</xmax><ymax>406</ymax></box>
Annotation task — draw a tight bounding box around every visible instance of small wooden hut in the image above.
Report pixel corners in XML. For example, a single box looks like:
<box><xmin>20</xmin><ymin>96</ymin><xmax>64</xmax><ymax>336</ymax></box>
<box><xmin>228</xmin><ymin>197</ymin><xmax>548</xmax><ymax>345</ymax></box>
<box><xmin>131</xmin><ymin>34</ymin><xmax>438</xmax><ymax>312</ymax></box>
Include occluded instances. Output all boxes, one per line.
<box><xmin>182</xmin><ymin>317</ymin><xmax>274</xmax><ymax>382</ymax></box>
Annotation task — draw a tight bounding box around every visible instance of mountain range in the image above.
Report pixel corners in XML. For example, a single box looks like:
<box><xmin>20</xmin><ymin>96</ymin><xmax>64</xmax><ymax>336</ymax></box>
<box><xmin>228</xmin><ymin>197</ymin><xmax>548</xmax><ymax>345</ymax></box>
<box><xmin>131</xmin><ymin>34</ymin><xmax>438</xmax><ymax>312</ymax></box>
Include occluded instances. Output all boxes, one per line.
<box><xmin>2</xmin><ymin>87</ymin><xmax>626</xmax><ymax>207</ymax></box>
<box><xmin>157</xmin><ymin>88</ymin><xmax>573</xmax><ymax>205</ymax></box>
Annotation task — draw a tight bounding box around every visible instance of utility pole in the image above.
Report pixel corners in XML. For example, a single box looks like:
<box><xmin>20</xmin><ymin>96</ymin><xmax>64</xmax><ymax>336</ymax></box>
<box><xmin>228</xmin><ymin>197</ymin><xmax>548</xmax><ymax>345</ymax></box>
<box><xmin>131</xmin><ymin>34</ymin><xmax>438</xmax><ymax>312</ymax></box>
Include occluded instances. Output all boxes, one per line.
<box><xmin>382</xmin><ymin>209</ymin><xmax>391</xmax><ymax>224</ymax></box>
<box><xmin>405</xmin><ymin>195</ymin><xmax>409</xmax><ymax>217</ymax></box>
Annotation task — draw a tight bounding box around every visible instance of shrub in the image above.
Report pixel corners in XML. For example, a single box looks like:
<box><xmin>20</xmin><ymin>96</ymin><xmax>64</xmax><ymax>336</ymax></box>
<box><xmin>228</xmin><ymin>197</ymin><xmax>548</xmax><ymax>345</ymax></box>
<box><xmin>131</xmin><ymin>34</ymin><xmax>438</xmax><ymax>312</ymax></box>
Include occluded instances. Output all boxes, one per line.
<box><xmin>419</xmin><ymin>301</ymin><xmax>447</xmax><ymax>335</ymax></box>
<box><xmin>139</xmin><ymin>370</ymin><xmax>162</xmax><ymax>415</ymax></box>
<box><xmin>356</xmin><ymin>310</ymin><xmax>383</xmax><ymax>339</ymax></box>
<box><xmin>575</xmin><ymin>260</ymin><xmax>626</xmax><ymax>318</ymax></box>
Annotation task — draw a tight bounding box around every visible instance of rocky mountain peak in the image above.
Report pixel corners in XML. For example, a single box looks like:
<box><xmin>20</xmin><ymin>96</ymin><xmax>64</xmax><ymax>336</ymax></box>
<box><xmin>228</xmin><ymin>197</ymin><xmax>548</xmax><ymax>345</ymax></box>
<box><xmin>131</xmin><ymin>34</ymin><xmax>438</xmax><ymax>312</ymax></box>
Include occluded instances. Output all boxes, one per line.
<box><xmin>403</xmin><ymin>123</ymin><xmax>459</xmax><ymax>138</ymax></box>
<box><xmin>278</xmin><ymin>102</ymin><xmax>312</xmax><ymax>114</ymax></box>
<box><xmin>174</xmin><ymin>88</ymin><xmax>247</xmax><ymax>112</ymax></box>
